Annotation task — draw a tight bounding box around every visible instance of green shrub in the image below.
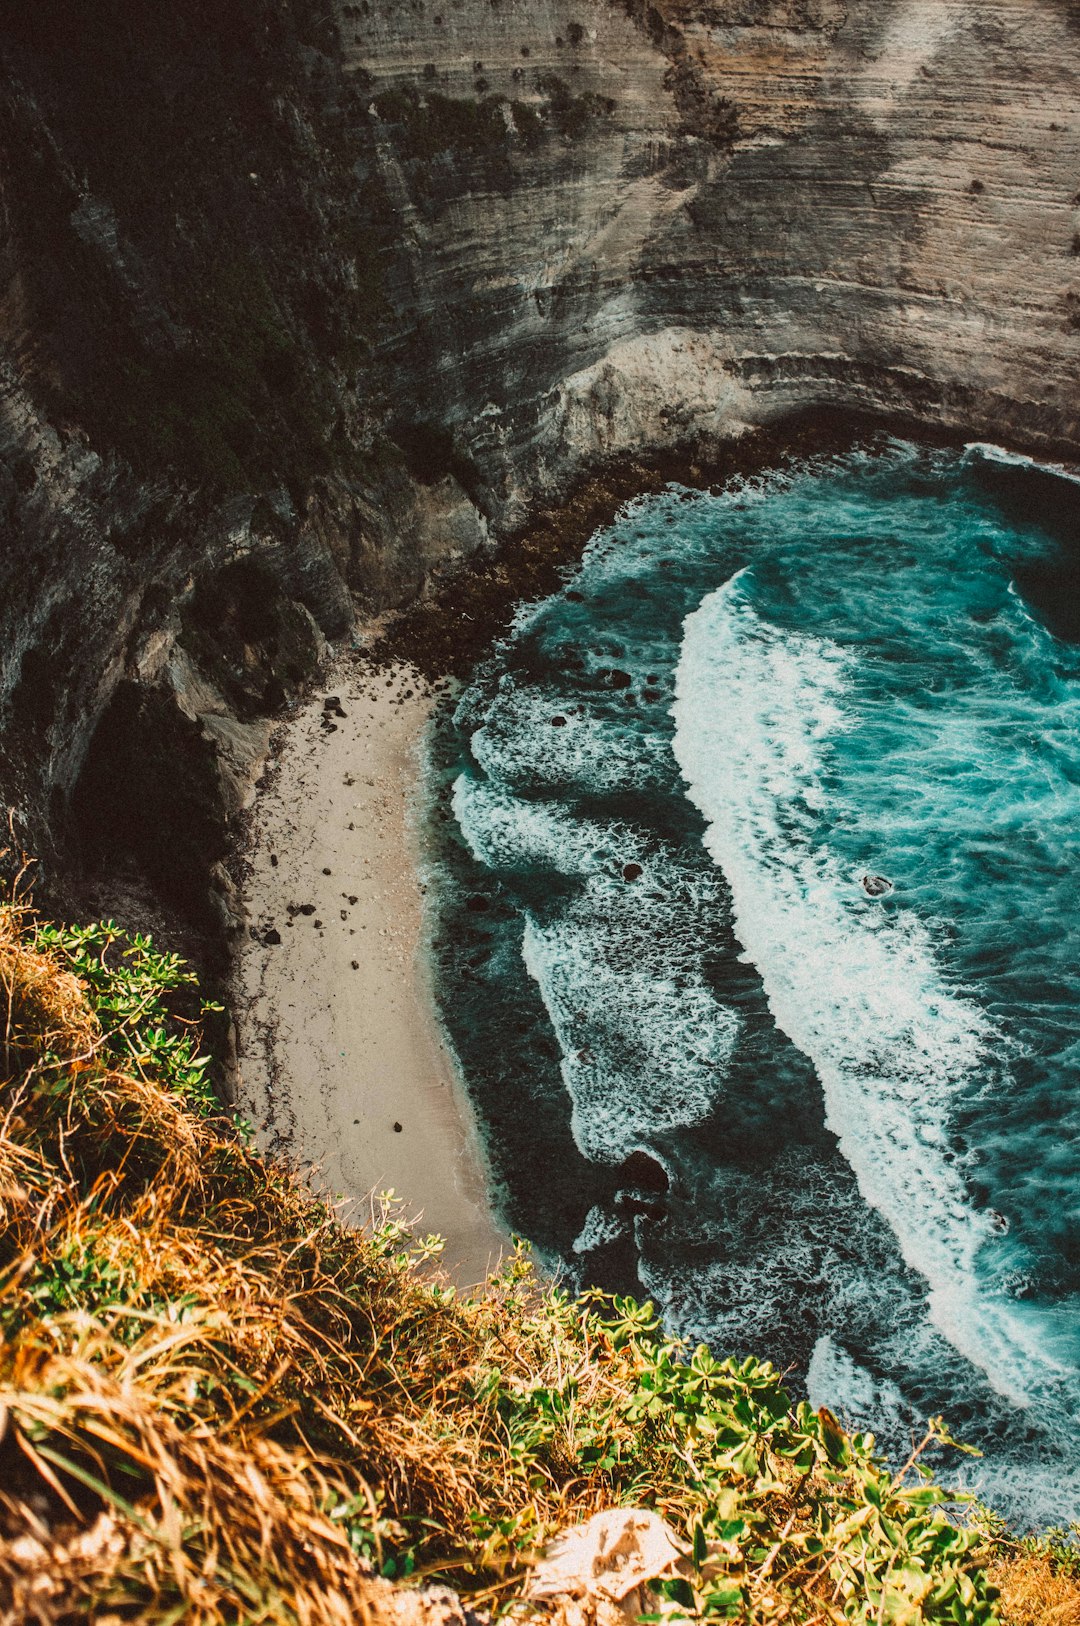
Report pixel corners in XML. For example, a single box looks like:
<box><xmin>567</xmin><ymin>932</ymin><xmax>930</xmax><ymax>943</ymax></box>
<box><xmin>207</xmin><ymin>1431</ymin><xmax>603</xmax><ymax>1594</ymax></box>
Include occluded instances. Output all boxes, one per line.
<box><xmin>32</xmin><ymin>918</ymin><xmax>221</xmax><ymax>1111</ymax></box>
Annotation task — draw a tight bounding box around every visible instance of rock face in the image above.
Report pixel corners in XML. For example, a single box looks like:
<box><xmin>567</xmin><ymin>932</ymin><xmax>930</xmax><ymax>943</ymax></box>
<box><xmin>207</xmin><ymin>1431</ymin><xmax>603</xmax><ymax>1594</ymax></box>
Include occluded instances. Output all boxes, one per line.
<box><xmin>350</xmin><ymin>0</ymin><xmax>1080</xmax><ymax>505</ymax></box>
<box><xmin>1</xmin><ymin>0</ymin><xmax>1078</xmax><ymax>903</ymax></box>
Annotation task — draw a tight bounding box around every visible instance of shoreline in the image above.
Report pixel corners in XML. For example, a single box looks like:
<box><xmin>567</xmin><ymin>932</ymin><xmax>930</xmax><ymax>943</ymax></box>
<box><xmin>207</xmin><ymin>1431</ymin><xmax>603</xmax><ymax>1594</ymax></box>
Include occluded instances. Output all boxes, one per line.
<box><xmin>223</xmin><ymin>416</ymin><xmax>991</xmax><ymax>1297</ymax></box>
<box><xmin>371</xmin><ymin>408</ymin><xmax>974</xmax><ymax>682</ymax></box>
<box><xmin>232</xmin><ymin>656</ymin><xmax>507</xmax><ymax>1287</ymax></box>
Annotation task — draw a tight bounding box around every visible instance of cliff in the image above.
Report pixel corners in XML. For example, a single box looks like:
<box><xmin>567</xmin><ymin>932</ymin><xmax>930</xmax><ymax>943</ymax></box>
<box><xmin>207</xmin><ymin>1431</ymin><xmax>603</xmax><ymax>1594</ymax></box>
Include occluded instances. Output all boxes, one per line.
<box><xmin>1</xmin><ymin>0</ymin><xmax>1079</xmax><ymax>912</ymax></box>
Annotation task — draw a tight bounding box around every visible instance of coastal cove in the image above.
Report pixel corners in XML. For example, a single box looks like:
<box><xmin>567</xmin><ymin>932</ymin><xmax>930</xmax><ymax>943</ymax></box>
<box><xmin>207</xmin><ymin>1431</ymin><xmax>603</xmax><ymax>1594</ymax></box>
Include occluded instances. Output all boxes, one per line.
<box><xmin>224</xmin><ymin>434</ymin><xmax>1080</xmax><ymax>1532</ymax></box>
<box><xmin>7</xmin><ymin>0</ymin><xmax>1080</xmax><ymax>1612</ymax></box>
<box><xmin>224</xmin><ymin>417</ymin><xmax>918</xmax><ymax>1289</ymax></box>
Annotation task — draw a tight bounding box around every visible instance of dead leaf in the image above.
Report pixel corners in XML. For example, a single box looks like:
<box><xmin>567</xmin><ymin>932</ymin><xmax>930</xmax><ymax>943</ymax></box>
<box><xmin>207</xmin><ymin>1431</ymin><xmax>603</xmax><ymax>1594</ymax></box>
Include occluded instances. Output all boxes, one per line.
<box><xmin>527</xmin><ymin>1508</ymin><xmax>687</xmax><ymax>1603</ymax></box>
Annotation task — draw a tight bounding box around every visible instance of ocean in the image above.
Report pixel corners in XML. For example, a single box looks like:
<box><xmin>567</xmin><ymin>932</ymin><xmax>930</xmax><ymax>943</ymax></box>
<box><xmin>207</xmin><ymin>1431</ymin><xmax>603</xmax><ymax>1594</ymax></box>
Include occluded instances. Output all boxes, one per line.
<box><xmin>423</xmin><ymin>441</ymin><xmax>1080</xmax><ymax>1527</ymax></box>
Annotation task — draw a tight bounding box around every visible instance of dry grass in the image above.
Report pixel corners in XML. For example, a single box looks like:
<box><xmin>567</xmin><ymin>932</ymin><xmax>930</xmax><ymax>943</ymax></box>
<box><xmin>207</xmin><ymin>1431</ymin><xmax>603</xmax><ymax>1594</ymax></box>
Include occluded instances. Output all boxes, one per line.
<box><xmin>990</xmin><ymin>1555</ymin><xmax>1080</xmax><ymax>1626</ymax></box>
<box><xmin>0</xmin><ymin>898</ymin><xmax>1075</xmax><ymax>1625</ymax></box>
<box><xmin>0</xmin><ymin>907</ymin><xmax>97</xmax><ymax>1077</ymax></box>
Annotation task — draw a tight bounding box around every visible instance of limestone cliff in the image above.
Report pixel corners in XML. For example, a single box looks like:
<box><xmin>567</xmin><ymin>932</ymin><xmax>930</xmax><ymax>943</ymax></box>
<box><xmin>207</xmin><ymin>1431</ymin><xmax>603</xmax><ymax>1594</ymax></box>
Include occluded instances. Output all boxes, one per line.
<box><xmin>1</xmin><ymin>0</ymin><xmax>1078</xmax><ymax>913</ymax></box>
<box><xmin>350</xmin><ymin>0</ymin><xmax>1080</xmax><ymax>505</ymax></box>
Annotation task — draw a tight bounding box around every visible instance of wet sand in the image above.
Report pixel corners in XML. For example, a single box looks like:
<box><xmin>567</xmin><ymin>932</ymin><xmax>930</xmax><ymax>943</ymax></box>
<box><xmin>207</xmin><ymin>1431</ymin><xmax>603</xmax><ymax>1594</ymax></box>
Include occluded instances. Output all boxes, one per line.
<box><xmin>233</xmin><ymin>659</ymin><xmax>506</xmax><ymax>1286</ymax></box>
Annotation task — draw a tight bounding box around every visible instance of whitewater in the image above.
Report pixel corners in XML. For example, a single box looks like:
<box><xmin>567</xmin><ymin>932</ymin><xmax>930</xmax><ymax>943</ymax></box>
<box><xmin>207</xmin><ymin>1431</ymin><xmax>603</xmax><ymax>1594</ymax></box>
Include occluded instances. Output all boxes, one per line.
<box><xmin>426</xmin><ymin>442</ymin><xmax>1080</xmax><ymax>1526</ymax></box>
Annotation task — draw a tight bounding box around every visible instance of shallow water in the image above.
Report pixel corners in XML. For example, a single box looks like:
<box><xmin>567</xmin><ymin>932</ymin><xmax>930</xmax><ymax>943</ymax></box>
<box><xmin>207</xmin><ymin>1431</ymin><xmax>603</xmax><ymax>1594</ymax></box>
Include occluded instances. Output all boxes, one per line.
<box><xmin>424</xmin><ymin>442</ymin><xmax>1080</xmax><ymax>1527</ymax></box>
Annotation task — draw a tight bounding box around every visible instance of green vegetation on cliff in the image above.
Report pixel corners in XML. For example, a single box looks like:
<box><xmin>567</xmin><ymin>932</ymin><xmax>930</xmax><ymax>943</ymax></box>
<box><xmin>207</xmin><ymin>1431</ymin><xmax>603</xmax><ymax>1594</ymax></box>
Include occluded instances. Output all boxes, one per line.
<box><xmin>0</xmin><ymin>902</ymin><xmax>1071</xmax><ymax>1623</ymax></box>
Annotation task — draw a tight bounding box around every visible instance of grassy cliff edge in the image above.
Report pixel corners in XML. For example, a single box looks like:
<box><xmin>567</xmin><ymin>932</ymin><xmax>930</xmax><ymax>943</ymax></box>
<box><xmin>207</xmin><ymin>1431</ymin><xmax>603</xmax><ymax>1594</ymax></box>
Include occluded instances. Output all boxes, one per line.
<box><xmin>0</xmin><ymin>901</ymin><xmax>1073</xmax><ymax>1625</ymax></box>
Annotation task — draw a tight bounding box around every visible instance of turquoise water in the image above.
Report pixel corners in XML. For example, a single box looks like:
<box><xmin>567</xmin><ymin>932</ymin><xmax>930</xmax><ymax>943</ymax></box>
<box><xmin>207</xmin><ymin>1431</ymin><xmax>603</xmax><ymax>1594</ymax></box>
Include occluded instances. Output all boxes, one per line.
<box><xmin>425</xmin><ymin>443</ymin><xmax>1080</xmax><ymax>1526</ymax></box>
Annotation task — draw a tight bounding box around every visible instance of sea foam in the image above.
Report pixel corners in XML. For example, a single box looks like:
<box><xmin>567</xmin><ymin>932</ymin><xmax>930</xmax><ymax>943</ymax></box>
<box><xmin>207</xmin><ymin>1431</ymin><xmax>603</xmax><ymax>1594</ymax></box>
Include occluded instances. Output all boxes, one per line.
<box><xmin>672</xmin><ymin>572</ymin><xmax>1079</xmax><ymax>1410</ymax></box>
<box><xmin>522</xmin><ymin>909</ymin><xmax>739</xmax><ymax>1161</ymax></box>
<box><xmin>453</xmin><ymin>772</ymin><xmax>740</xmax><ymax>1161</ymax></box>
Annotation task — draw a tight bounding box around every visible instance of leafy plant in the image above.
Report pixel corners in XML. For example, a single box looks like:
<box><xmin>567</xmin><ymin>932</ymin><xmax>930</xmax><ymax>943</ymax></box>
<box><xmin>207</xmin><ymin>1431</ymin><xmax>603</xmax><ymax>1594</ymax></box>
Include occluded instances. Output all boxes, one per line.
<box><xmin>26</xmin><ymin>1244</ymin><xmax>125</xmax><ymax>1318</ymax></box>
<box><xmin>32</xmin><ymin>918</ymin><xmax>221</xmax><ymax>1110</ymax></box>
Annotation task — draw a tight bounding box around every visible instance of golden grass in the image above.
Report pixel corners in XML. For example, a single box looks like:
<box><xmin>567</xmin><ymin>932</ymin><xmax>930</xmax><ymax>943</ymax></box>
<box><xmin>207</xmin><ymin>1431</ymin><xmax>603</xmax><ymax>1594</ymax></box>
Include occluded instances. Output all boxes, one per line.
<box><xmin>0</xmin><ymin>905</ymin><xmax>97</xmax><ymax>1078</ymax></box>
<box><xmin>990</xmin><ymin>1555</ymin><xmax>1080</xmax><ymax>1626</ymax></box>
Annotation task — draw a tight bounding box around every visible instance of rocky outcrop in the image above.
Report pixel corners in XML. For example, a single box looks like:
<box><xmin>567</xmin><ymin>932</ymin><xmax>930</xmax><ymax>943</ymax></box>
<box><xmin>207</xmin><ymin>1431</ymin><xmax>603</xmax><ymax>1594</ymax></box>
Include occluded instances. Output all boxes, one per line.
<box><xmin>1</xmin><ymin>0</ymin><xmax>1078</xmax><ymax>909</ymax></box>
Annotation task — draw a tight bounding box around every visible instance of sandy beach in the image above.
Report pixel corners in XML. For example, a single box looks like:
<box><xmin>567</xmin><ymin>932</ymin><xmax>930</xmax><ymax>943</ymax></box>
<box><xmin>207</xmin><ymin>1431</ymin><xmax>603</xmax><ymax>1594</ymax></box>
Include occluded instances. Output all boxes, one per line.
<box><xmin>233</xmin><ymin>658</ymin><xmax>506</xmax><ymax>1286</ymax></box>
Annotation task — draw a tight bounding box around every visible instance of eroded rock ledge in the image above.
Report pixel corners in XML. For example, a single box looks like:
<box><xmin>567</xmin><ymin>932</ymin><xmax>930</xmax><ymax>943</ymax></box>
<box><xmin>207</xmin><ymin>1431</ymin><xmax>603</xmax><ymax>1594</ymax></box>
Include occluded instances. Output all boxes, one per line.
<box><xmin>1</xmin><ymin>0</ymin><xmax>1078</xmax><ymax>926</ymax></box>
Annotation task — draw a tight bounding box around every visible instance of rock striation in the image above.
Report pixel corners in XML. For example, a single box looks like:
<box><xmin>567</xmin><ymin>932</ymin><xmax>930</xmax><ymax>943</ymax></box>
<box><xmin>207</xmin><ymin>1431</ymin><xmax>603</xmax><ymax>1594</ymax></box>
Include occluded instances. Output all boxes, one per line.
<box><xmin>351</xmin><ymin>0</ymin><xmax>1080</xmax><ymax>505</ymax></box>
<box><xmin>1</xmin><ymin>0</ymin><xmax>1079</xmax><ymax>913</ymax></box>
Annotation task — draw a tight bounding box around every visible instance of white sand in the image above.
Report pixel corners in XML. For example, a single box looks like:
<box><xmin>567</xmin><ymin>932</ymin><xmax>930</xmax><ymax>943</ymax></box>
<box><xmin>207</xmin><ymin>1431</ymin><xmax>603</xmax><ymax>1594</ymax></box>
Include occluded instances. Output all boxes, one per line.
<box><xmin>233</xmin><ymin>659</ymin><xmax>507</xmax><ymax>1286</ymax></box>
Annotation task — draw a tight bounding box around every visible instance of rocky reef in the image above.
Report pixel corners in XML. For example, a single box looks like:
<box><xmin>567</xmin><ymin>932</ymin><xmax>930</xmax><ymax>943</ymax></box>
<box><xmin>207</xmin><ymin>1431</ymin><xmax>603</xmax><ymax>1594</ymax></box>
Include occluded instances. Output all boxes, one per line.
<box><xmin>2</xmin><ymin>0</ymin><xmax>1079</xmax><ymax>922</ymax></box>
